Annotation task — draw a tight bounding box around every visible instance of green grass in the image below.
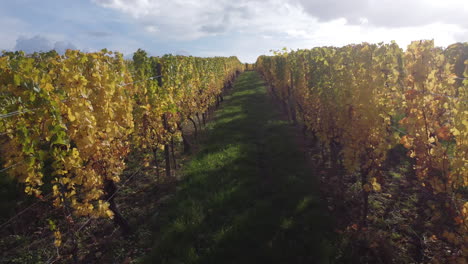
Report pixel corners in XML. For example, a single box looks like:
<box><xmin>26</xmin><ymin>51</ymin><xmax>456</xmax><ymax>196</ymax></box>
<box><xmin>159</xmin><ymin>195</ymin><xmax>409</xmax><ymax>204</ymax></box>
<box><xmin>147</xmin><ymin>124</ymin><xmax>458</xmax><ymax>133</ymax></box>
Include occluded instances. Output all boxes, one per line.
<box><xmin>143</xmin><ymin>72</ymin><xmax>335</xmax><ymax>264</ymax></box>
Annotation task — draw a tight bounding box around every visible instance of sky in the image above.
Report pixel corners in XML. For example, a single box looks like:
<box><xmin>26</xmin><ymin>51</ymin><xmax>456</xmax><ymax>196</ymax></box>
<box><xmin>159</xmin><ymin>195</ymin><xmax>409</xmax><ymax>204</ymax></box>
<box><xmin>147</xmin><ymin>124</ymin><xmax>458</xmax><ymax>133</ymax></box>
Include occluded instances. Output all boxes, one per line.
<box><xmin>0</xmin><ymin>0</ymin><xmax>467</xmax><ymax>63</ymax></box>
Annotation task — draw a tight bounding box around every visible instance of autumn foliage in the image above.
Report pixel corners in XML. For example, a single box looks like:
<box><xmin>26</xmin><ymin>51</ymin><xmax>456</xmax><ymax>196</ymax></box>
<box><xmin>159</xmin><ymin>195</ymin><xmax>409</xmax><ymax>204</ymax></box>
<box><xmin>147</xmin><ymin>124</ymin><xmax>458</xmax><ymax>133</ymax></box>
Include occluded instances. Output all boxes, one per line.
<box><xmin>256</xmin><ymin>40</ymin><xmax>467</xmax><ymax>262</ymax></box>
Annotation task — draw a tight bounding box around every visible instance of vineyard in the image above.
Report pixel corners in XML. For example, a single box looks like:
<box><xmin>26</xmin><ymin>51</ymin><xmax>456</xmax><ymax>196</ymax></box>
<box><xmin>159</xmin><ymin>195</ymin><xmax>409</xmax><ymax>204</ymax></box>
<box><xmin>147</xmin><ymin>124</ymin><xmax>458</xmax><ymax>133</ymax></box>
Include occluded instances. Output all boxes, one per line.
<box><xmin>0</xmin><ymin>49</ymin><xmax>243</xmax><ymax>262</ymax></box>
<box><xmin>256</xmin><ymin>40</ymin><xmax>467</xmax><ymax>263</ymax></box>
<box><xmin>0</xmin><ymin>40</ymin><xmax>467</xmax><ymax>263</ymax></box>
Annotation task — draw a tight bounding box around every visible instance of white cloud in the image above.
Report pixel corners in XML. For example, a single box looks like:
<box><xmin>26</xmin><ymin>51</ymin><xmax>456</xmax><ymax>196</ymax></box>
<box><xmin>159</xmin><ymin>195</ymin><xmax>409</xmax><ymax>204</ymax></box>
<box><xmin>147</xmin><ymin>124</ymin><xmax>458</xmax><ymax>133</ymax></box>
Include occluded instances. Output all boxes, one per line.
<box><xmin>92</xmin><ymin>0</ymin><xmax>319</xmax><ymax>40</ymax></box>
<box><xmin>92</xmin><ymin>0</ymin><xmax>468</xmax><ymax>40</ymax></box>
<box><xmin>192</xmin><ymin>18</ymin><xmax>467</xmax><ymax>62</ymax></box>
<box><xmin>3</xmin><ymin>1</ymin><xmax>465</xmax><ymax>63</ymax></box>
<box><xmin>91</xmin><ymin>0</ymin><xmax>468</xmax><ymax>63</ymax></box>
<box><xmin>298</xmin><ymin>0</ymin><xmax>468</xmax><ymax>28</ymax></box>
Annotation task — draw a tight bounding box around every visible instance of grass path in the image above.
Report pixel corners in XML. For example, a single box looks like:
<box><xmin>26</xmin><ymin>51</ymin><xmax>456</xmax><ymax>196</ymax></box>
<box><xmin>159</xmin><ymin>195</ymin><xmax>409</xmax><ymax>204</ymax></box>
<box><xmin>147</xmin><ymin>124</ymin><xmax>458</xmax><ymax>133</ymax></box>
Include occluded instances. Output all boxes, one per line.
<box><xmin>143</xmin><ymin>71</ymin><xmax>334</xmax><ymax>264</ymax></box>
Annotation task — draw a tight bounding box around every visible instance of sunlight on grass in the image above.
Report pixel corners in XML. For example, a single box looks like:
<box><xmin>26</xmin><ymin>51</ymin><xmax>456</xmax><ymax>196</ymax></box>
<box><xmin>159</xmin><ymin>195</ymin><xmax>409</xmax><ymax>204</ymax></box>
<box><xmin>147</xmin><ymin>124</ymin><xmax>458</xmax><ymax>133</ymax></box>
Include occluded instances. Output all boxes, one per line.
<box><xmin>143</xmin><ymin>72</ymin><xmax>333</xmax><ymax>264</ymax></box>
<box><xmin>190</xmin><ymin>145</ymin><xmax>242</xmax><ymax>171</ymax></box>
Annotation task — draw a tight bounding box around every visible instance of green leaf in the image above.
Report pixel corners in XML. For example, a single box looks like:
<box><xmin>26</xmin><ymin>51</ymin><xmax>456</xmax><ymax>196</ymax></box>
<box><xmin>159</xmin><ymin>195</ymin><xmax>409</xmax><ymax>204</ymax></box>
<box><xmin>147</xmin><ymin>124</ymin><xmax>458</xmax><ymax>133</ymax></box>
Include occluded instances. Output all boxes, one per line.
<box><xmin>13</xmin><ymin>74</ymin><xmax>21</xmax><ymax>86</ymax></box>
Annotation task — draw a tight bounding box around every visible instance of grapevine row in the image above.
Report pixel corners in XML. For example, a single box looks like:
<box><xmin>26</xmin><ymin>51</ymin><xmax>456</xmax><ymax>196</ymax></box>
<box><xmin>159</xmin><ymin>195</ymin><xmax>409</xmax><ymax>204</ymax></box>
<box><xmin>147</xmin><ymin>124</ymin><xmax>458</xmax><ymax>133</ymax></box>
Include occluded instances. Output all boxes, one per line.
<box><xmin>255</xmin><ymin>40</ymin><xmax>467</xmax><ymax>261</ymax></box>
<box><xmin>0</xmin><ymin>49</ymin><xmax>243</xmax><ymax>241</ymax></box>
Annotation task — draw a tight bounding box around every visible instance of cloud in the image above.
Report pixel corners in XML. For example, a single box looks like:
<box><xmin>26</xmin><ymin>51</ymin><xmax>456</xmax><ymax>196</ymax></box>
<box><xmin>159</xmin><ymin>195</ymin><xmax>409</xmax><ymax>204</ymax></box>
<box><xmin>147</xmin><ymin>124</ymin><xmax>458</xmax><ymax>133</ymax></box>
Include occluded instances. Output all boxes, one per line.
<box><xmin>297</xmin><ymin>0</ymin><xmax>367</xmax><ymax>24</ymax></box>
<box><xmin>455</xmin><ymin>31</ymin><xmax>468</xmax><ymax>42</ymax></box>
<box><xmin>90</xmin><ymin>0</ymin><xmax>467</xmax><ymax>63</ymax></box>
<box><xmin>92</xmin><ymin>0</ymin><xmax>468</xmax><ymax>42</ymax></box>
<box><xmin>14</xmin><ymin>35</ymin><xmax>76</xmax><ymax>54</ymax></box>
<box><xmin>91</xmin><ymin>0</ymin><xmax>317</xmax><ymax>40</ymax></box>
<box><xmin>297</xmin><ymin>0</ymin><xmax>468</xmax><ymax>28</ymax></box>
<box><xmin>1</xmin><ymin>0</ymin><xmax>467</xmax><ymax>64</ymax></box>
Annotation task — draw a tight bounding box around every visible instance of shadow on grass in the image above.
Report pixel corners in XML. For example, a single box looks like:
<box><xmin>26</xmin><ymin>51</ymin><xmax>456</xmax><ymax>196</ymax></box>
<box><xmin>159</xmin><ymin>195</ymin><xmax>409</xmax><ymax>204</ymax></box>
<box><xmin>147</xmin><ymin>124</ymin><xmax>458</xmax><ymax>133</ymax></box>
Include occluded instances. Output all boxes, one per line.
<box><xmin>143</xmin><ymin>72</ymin><xmax>335</xmax><ymax>264</ymax></box>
